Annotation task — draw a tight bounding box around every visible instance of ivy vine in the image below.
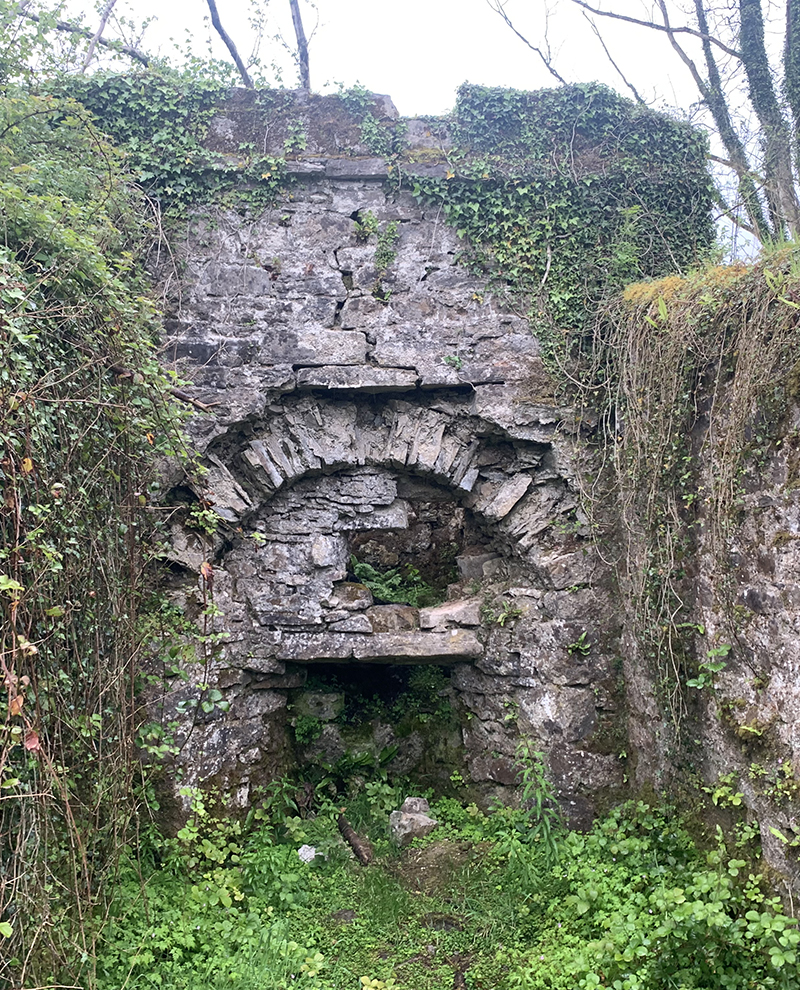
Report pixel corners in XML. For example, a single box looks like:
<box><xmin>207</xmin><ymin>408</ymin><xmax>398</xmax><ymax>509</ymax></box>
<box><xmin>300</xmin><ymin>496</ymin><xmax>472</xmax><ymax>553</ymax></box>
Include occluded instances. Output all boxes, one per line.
<box><xmin>405</xmin><ymin>82</ymin><xmax>714</xmax><ymax>364</ymax></box>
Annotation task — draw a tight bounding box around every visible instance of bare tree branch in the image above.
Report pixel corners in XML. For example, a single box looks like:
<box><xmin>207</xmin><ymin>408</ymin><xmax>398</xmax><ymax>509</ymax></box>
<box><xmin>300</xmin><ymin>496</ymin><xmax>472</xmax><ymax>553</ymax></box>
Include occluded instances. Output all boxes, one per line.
<box><xmin>582</xmin><ymin>11</ymin><xmax>645</xmax><ymax>104</ymax></box>
<box><xmin>15</xmin><ymin>2</ymin><xmax>149</xmax><ymax>65</ymax></box>
<box><xmin>289</xmin><ymin>0</ymin><xmax>310</xmax><ymax>91</ymax></box>
<box><xmin>204</xmin><ymin>0</ymin><xmax>253</xmax><ymax>88</ymax></box>
<box><xmin>568</xmin><ymin>0</ymin><xmax>742</xmax><ymax>60</ymax></box>
<box><xmin>81</xmin><ymin>0</ymin><xmax>118</xmax><ymax>71</ymax></box>
<box><xmin>486</xmin><ymin>0</ymin><xmax>567</xmax><ymax>85</ymax></box>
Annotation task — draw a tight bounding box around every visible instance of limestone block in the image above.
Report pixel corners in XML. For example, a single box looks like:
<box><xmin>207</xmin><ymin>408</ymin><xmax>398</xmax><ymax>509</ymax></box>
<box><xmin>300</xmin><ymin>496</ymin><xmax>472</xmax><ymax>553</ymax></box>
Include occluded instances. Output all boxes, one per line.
<box><xmin>257</xmin><ymin>328</ymin><xmax>367</xmax><ymax>366</ymax></box>
<box><xmin>235</xmin><ymin>690</ymin><xmax>286</xmax><ymax>719</ymax></box>
<box><xmin>469</xmin><ymin>385</ymin><xmax>565</xmax><ymax>442</ymax></box>
<box><xmin>324</xmin><ymin>158</ymin><xmax>389</xmax><ymax>178</ymax></box>
<box><xmin>389</xmin><ymin>809</ymin><xmax>437</xmax><ymax>846</ymax></box>
<box><xmin>419</xmin><ymin>599</ymin><xmax>482</xmax><ymax>630</ymax></box>
<box><xmin>166</xmin><ymin>525</ymin><xmax>215</xmax><ymax>571</ymax></box>
<box><xmin>335</xmin><ymin>499</ymin><xmax>409</xmax><ymax>532</ymax></box>
<box><xmin>367</xmin><ymin>605</ymin><xmax>419</xmax><ymax>632</ymax></box>
<box><xmin>321</xmin><ymin>470</ymin><xmax>397</xmax><ymax>505</ymax></box>
<box><xmin>372</xmin><ymin>337</ymin><xmax>464</xmax><ymax>388</ymax></box>
<box><xmin>204</xmin><ymin>454</ymin><xmax>253</xmax><ymax>522</ymax></box>
<box><xmin>272</xmin><ymin>629</ymin><xmax>482</xmax><ymax>663</ymax></box>
<box><xmin>328</xmin><ymin>614</ymin><xmax>373</xmax><ymax>633</ymax></box>
<box><xmin>406</xmin><ymin>416</ymin><xmax>446</xmax><ymax>472</ymax></box>
<box><xmin>245</xmin><ymin>441</ymin><xmax>285</xmax><ymax>489</ymax></box>
<box><xmin>296</xmin><ymin>367</ymin><xmax>418</xmax><ymax>391</ymax></box>
<box><xmin>328</xmin><ymin>582</ymin><xmax>374</xmax><ymax>610</ymax></box>
<box><xmin>349</xmin><ymin>630</ymin><xmax>481</xmax><ymax>661</ymax></box>
<box><xmin>468</xmin><ymin>755</ymin><xmax>518</xmax><ymax>786</ymax></box>
<box><xmin>471</xmin><ymin>474</ymin><xmax>533</xmax><ymax>522</ymax></box>
<box><xmin>459</xmin><ymin>333</ymin><xmax>543</xmax><ymax>386</ymax></box>
<box><xmin>499</xmin><ymin>484</ymin><xmax>576</xmax><ymax>548</ymax></box>
<box><xmin>311</xmin><ymin>534</ymin><xmax>346</xmax><ymax>568</ymax></box>
<box><xmin>450</xmin><ymin>440</ymin><xmax>480</xmax><ymax>490</ymax></box>
<box><xmin>339</xmin><ymin>295</ymin><xmax>386</xmax><ymax>329</ymax></box>
<box><xmin>536</xmin><ymin>548</ymin><xmax>594</xmax><ymax>591</ymax></box>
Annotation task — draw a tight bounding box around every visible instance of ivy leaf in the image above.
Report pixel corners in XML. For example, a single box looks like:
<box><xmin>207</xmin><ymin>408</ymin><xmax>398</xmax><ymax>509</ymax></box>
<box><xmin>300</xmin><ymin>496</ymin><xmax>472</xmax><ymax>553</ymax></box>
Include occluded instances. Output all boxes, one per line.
<box><xmin>0</xmin><ymin>574</ymin><xmax>24</xmax><ymax>598</ymax></box>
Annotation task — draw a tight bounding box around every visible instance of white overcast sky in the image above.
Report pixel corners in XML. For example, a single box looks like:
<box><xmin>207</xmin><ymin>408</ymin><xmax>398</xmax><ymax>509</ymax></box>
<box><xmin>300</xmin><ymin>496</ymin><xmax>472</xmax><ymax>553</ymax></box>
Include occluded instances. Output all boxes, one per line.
<box><xmin>110</xmin><ymin>0</ymin><xmax>705</xmax><ymax>118</ymax></box>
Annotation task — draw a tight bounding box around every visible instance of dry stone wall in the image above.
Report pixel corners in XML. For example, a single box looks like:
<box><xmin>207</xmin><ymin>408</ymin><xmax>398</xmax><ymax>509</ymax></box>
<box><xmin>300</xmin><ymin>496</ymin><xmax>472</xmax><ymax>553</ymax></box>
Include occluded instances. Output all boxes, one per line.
<box><xmin>153</xmin><ymin>96</ymin><xmax>624</xmax><ymax>824</ymax></box>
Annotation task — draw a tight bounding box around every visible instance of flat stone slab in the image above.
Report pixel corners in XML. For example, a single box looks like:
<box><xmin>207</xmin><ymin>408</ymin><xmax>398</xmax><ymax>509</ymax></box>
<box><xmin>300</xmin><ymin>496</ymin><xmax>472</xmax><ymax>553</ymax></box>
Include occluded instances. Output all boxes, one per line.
<box><xmin>296</xmin><ymin>367</ymin><xmax>419</xmax><ymax>391</ymax></box>
<box><xmin>272</xmin><ymin>630</ymin><xmax>483</xmax><ymax>663</ymax></box>
<box><xmin>324</xmin><ymin>158</ymin><xmax>389</xmax><ymax>178</ymax></box>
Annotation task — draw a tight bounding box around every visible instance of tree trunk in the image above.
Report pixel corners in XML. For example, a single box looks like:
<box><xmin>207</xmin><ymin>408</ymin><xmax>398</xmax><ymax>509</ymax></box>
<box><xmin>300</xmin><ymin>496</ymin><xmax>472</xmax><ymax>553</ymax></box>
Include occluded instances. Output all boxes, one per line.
<box><xmin>687</xmin><ymin>0</ymin><xmax>772</xmax><ymax>241</ymax></box>
<box><xmin>739</xmin><ymin>0</ymin><xmax>800</xmax><ymax>237</ymax></box>
<box><xmin>205</xmin><ymin>0</ymin><xmax>253</xmax><ymax>89</ymax></box>
<box><xmin>784</xmin><ymin>0</ymin><xmax>800</xmax><ymax>185</ymax></box>
<box><xmin>289</xmin><ymin>0</ymin><xmax>310</xmax><ymax>91</ymax></box>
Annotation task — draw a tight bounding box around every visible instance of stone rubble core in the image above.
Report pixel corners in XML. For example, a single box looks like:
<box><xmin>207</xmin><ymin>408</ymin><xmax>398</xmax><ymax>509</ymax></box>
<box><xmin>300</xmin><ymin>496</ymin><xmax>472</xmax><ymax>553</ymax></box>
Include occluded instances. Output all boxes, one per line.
<box><xmin>150</xmin><ymin>96</ymin><xmax>624</xmax><ymax>830</ymax></box>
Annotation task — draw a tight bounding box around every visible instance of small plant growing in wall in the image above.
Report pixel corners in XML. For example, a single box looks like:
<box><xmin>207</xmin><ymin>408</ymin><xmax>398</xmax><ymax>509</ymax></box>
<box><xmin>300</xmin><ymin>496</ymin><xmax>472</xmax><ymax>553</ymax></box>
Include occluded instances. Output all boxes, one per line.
<box><xmin>703</xmin><ymin>772</ymin><xmax>744</xmax><ymax>808</ymax></box>
<box><xmin>283</xmin><ymin>120</ymin><xmax>308</xmax><ymax>156</ymax></box>
<box><xmin>293</xmin><ymin>714</ymin><xmax>323</xmax><ymax>744</ymax></box>
<box><xmin>481</xmin><ymin>598</ymin><xmax>525</xmax><ymax>626</ymax></box>
<box><xmin>371</xmin><ymin>221</ymin><xmax>400</xmax><ymax>303</ymax></box>
<box><xmin>350</xmin><ymin>555</ymin><xmax>441</xmax><ymax>608</ymax></box>
<box><xmin>374</xmin><ymin>221</ymin><xmax>399</xmax><ymax>272</ymax></box>
<box><xmin>353</xmin><ymin>209</ymin><xmax>379</xmax><ymax>242</ymax></box>
<box><xmin>567</xmin><ymin>631</ymin><xmax>592</xmax><ymax>656</ymax></box>
<box><xmin>687</xmin><ymin>643</ymin><xmax>731</xmax><ymax>689</ymax></box>
<box><xmin>443</xmin><ymin>353</ymin><xmax>463</xmax><ymax>370</ymax></box>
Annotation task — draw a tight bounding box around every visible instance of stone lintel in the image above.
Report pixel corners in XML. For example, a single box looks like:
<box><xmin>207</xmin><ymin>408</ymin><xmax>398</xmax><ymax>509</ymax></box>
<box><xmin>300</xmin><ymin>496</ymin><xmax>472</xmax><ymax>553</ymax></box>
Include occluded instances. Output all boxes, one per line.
<box><xmin>259</xmin><ymin>329</ymin><xmax>367</xmax><ymax>367</ymax></box>
<box><xmin>296</xmin><ymin>367</ymin><xmax>419</xmax><ymax>391</ymax></box>
<box><xmin>324</xmin><ymin>158</ymin><xmax>389</xmax><ymax>179</ymax></box>
<box><xmin>273</xmin><ymin>630</ymin><xmax>482</xmax><ymax>663</ymax></box>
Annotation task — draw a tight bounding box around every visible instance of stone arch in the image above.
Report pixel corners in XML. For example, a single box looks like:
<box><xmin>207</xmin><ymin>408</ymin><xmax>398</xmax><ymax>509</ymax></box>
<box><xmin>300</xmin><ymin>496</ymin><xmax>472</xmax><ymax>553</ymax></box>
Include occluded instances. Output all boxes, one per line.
<box><xmin>203</xmin><ymin>393</ymin><xmax>575</xmax><ymax>555</ymax></box>
<box><xmin>193</xmin><ymin>392</ymin><xmax>579</xmax><ymax>674</ymax></box>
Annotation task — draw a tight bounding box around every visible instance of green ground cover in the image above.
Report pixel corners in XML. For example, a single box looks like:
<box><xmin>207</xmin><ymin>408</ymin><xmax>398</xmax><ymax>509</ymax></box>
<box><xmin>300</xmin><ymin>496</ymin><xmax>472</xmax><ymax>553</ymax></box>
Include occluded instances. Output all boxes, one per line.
<box><xmin>89</xmin><ymin>779</ymin><xmax>797</xmax><ymax>990</ymax></box>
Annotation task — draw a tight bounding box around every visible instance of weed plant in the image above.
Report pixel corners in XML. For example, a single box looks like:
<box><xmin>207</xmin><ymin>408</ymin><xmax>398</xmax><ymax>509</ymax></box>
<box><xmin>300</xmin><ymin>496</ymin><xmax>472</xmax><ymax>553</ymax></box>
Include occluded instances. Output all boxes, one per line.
<box><xmin>84</xmin><ymin>777</ymin><xmax>798</xmax><ymax>990</ymax></box>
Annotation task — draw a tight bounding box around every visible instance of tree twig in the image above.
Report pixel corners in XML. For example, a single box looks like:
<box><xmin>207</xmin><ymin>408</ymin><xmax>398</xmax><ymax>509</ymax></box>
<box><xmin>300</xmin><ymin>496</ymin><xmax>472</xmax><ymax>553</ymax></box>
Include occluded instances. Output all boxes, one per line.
<box><xmin>486</xmin><ymin>0</ymin><xmax>567</xmax><ymax>85</ymax></box>
<box><xmin>568</xmin><ymin>0</ymin><xmax>741</xmax><ymax>59</ymax></box>
<box><xmin>14</xmin><ymin>1</ymin><xmax>149</xmax><ymax>65</ymax></box>
<box><xmin>582</xmin><ymin>11</ymin><xmax>646</xmax><ymax>104</ymax></box>
<box><xmin>81</xmin><ymin>0</ymin><xmax>119</xmax><ymax>71</ymax></box>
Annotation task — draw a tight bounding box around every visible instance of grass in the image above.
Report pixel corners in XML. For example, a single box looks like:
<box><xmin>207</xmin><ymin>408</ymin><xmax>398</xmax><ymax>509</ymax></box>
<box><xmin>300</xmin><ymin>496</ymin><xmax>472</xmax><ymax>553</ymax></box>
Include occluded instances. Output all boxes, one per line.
<box><xmin>73</xmin><ymin>788</ymin><xmax>800</xmax><ymax>990</ymax></box>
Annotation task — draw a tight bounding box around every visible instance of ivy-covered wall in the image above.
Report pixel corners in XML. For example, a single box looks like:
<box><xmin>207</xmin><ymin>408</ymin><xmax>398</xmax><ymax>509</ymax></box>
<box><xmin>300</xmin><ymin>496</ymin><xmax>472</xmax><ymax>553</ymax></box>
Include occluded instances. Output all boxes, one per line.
<box><xmin>2</xmin><ymin>74</ymin><xmax>734</xmax><ymax>984</ymax></box>
<box><xmin>59</xmin><ymin>75</ymin><xmax>714</xmax><ymax>347</ymax></box>
<box><xmin>96</xmin><ymin>77</ymin><xmax>715</xmax><ymax>821</ymax></box>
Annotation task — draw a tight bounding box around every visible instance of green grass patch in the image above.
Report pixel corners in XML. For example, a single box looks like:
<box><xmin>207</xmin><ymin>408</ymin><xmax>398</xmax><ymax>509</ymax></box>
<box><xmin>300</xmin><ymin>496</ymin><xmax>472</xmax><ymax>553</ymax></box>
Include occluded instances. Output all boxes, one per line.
<box><xmin>86</xmin><ymin>792</ymin><xmax>798</xmax><ymax>990</ymax></box>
